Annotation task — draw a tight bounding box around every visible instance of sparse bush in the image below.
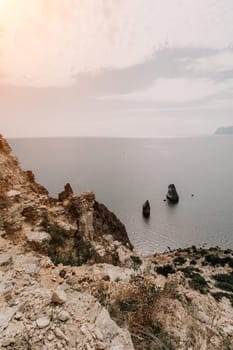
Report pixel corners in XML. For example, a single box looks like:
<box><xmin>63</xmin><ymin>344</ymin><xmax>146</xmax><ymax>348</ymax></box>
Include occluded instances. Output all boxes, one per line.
<box><xmin>156</xmin><ymin>264</ymin><xmax>175</xmax><ymax>277</ymax></box>
<box><xmin>134</xmin><ymin>324</ymin><xmax>176</xmax><ymax>350</ymax></box>
<box><xmin>108</xmin><ymin>277</ymin><xmax>177</xmax><ymax>350</ymax></box>
<box><xmin>215</xmin><ymin>281</ymin><xmax>233</xmax><ymax>292</ymax></box>
<box><xmin>179</xmin><ymin>266</ymin><xmax>208</xmax><ymax>293</ymax></box>
<box><xmin>179</xmin><ymin>266</ymin><xmax>200</xmax><ymax>278</ymax></box>
<box><xmin>74</xmin><ymin>234</ymin><xmax>95</xmax><ymax>266</ymax></box>
<box><xmin>130</xmin><ymin>255</ymin><xmax>142</xmax><ymax>270</ymax></box>
<box><xmin>190</xmin><ymin>259</ymin><xmax>197</xmax><ymax>265</ymax></box>
<box><xmin>212</xmin><ymin>273</ymin><xmax>233</xmax><ymax>284</ymax></box>
<box><xmin>199</xmin><ymin>249</ymin><xmax>208</xmax><ymax>256</ymax></box>
<box><xmin>173</xmin><ymin>256</ymin><xmax>187</xmax><ymax>265</ymax></box>
<box><xmin>46</xmin><ymin>248</ymin><xmax>77</xmax><ymax>266</ymax></box>
<box><xmin>189</xmin><ymin>273</ymin><xmax>208</xmax><ymax>294</ymax></box>
<box><xmin>118</xmin><ymin>299</ymin><xmax>138</xmax><ymax>312</ymax></box>
<box><xmin>205</xmin><ymin>254</ymin><xmax>233</xmax><ymax>267</ymax></box>
<box><xmin>40</xmin><ymin>214</ymin><xmax>67</xmax><ymax>247</ymax></box>
<box><xmin>212</xmin><ymin>273</ymin><xmax>233</xmax><ymax>292</ymax></box>
<box><xmin>224</xmin><ymin>249</ymin><xmax>232</xmax><ymax>254</ymax></box>
<box><xmin>211</xmin><ymin>292</ymin><xmax>233</xmax><ymax>307</ymax></box>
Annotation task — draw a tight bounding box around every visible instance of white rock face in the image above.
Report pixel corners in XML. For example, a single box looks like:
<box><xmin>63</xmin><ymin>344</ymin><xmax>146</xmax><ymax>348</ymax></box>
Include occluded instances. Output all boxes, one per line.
<box><xmin>0</xmin><ymin>307</ymin><xmax>18</xmax><ymax>332</ymax></box>
<box><xmin>36</xmin><ymin>316</ymin><xmax>50</xmax><ymax>329</ymax></box>
<box><xmin>95</xmin><ymin>308</ymin><xmax>134</xmax><ymax>350</ymax></box>
<box><xmin>7</xmin><ymin>190</ymin><xmax>21</xmax><ymax>198</ymax></box>
<box><xmin>26</xmin><ymin>231</ymin><xmax>51</xmax><ymax>247</ymax></box>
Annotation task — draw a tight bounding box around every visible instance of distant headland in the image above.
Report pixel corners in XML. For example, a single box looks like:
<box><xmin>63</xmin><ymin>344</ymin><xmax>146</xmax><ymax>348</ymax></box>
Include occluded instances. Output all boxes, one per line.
<box><xmin>215</xmin><ymin>126</ymin><xmax>233</xmax><ymax>135</ymax></box>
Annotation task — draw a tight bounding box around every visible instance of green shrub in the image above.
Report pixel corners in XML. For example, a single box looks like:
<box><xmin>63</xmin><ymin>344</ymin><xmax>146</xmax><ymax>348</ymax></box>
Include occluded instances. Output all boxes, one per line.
<box><xmin>118</xmin><ymin>299</ymin><xmax>138</xmax><ymax>312</ymax></box>
<box><xmin>173</xmin><ymin>256</ymin><xmax>187</xmax><ymax>265</ymax></box>
<box><xmin>189</xmin><ymin>273</ymin><xmax>208</xmax><ymax>294</ymax></box>
<box><xmin>179</xmin><ymin>266</ymin><xmax>200</xmax><ymax>278</ymax></box>
<box><xmin>205</xmin><ymin>254</ymin><xmax>233</xmax><ymax>267</ymax></box>
<box><xmin>190</xmin><ymin>259</ymin><xmax>197</xmax><ymax>265</ymax></box>
<box><xmin>212</xmin><ymin>273</ymin><xmax>233</xmax><ymax>292</ymax></box>
<box><xmin>212</xmin><ymin>273</ymin><xmax>233</xmax><ymax>285</ymax></box>
<box><xmin>156</xmin><ymin>264</ymin><xmax>175</xmax><ymax>277</ymax></box>
<box><xmin>40</xmin><ymin>214</ymin><xmax>67</xmax><ymax>247</ymax></box>
<box><xmin>211</xmin><ymin>292</ymin><xmax>233</xmax><ymax>307</ymax></box>
<box><xmin>74</xmin><ymin>235</ymin><xmax>95</xmax><ymax>266</ymax></box>
<box><xmin>46</xmin><ymin>248</ymin><xmax>77</xmax><ymax>266</ymax></box>
<box><xmin>215</xmin><ymin>282</ymin><xmax>233</xmax><ymax>292</ymax></box>
<box><xmin>130</xmin><ymin>255</ymin><xmax>143</xmax><ymax>270</ymax></box>
<box><xmin>199</xmin><ymin>249</ymin><xmax>208</xmax><ymax>256</ymax></box>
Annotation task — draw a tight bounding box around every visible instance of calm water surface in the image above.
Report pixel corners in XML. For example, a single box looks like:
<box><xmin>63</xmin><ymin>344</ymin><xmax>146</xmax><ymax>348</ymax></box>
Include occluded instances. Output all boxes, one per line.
<box><xmin>9</xmin><ymin>137</ymin><xmax>233</xmax><ymax>255</ymax></box>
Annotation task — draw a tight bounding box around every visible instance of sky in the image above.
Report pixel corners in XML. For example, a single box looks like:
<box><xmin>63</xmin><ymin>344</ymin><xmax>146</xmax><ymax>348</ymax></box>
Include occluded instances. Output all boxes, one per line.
<box><xmin>1</xmin><ymin>0</ymin><xmax>233</xmax><ymax>138</ymax></box>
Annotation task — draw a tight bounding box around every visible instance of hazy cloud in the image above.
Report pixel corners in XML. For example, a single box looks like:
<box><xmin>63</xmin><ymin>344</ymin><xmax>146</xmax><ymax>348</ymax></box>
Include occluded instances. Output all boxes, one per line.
<box><xmin>1</xmin><ymin>0</ymin><xmax>233</xmax><ymax>137</ymax></box>
<box><xmin>1</xmin><ymin>0</ymin><xmax>233</xmax><ymax>86</ymax></box>
<box><xmin>189</xmin><ymin>50</ymin><xmax>233</xmax><ymax>73</ymax></box>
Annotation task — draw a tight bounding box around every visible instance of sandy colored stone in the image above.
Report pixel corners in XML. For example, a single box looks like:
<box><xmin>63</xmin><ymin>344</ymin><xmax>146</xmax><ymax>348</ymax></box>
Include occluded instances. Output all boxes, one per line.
<box><xmin>36</xmin><ymin>316</ymin><xmax>50</xmax><ymax>329</ymax></box>
<box><xmin>51</xmin><ymin>288</ymin><xmax>67</xmax><ymax>304</ymax></box>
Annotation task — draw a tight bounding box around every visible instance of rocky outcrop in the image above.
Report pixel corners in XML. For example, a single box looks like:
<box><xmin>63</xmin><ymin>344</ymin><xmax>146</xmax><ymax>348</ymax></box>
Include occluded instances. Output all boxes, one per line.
<box><xmin>58</xmin><ymin>183</ymin><xmax>74</xmax><ymax>202</ymax></box>
<box><xmin>142</xmin><ymin>200</ymin><xmax>150</xmax><ymax>218</ymax></box>
<box><xmin>166</xmin><ymin>184</ymin><xmax>179</xmax><ymax>203</ymax></box>
<box><xmin>0</xmin><ymin>236</ymin><xmax>134</xmax><ymax>350</ymax></box>
<box><xmin>0</xmin><ymin>135</ymin><xmax>133</xmax><ymax>267</ymax></box>
<box><xmin>93</xmin><ymin>201</ymin><xmax>133</xmax><ymax>250</ymax></box>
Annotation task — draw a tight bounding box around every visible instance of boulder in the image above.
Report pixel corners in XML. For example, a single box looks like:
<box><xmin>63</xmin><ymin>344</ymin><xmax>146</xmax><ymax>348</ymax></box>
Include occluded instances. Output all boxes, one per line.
<box><xmin>166</xmin><ymin>184</ymin><xmax>179</xmax><ymax>204</ymax></box>
<box><xmin>51</xmin><ymin>288</ymin><xmax>67</xmax><ymax>304</ymax></box>
<box><xmin>36</xmin><ymin>316</ymin><xmax>50</xmax><ymax>329</ymax></box>
<box><xmin>58</xmin><ymin>310</ymin><xmax>70</xmax><ymax>322</ymax></box>
<box><xmin>26</xmin><ymin>231</ymin><xmax>51</xmax><ymax>250</ymax></box>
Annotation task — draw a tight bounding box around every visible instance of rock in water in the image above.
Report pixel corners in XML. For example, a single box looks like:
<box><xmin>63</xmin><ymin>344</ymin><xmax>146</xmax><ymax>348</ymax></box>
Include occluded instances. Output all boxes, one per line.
<box><xmin>166</xmin><ymin>184</ymin><xmax>179</xmax><ymax>204</ymax></box>
<box><xmin>142</xmin><ymin>200</ymin><xmax>150</xmax><ymax>218</ymax></box>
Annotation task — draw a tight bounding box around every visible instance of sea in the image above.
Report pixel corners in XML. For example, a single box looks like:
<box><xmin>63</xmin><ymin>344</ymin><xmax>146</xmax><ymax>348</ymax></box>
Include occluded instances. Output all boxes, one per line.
<box><xmin>8</xmin><ymin>136</ymin><xmax>233</xmax><ymax>255</ymax></box>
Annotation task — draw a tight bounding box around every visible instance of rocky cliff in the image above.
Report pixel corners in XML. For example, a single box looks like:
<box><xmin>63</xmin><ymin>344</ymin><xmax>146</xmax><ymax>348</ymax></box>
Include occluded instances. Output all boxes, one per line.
<box><xmin>0</xmin><ymin>135</ymin><xmax>233</xmax><ymax>350</ymax></box>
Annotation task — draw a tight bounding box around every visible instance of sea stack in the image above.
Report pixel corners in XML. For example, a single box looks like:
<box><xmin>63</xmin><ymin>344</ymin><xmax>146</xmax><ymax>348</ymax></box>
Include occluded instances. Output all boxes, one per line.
<box><xmin>143</xmin><ymin>200</ymin><xmax>150</xmax><ymax>218</ymax></box>
<box><xmin>166</xmin><ymin>184</ymin><xmax>179</xmax><ymax>204</ymax></box>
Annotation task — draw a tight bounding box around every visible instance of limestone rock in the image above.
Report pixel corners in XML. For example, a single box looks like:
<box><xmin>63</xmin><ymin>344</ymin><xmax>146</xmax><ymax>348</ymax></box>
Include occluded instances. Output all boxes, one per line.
<box><xmin>7</xmin><ymin>190</ymin><xmax>21</xmax><ymax>198</ymax></box>
<box><xmin>51</xmin><ymin>288</ymin><xmax>67</xmax><ymax>304</ymax></box>
<box><xmin>95</xmin><ymin>308</ymin><xmax>134</xmax><ymax>350</ymax></box>
<box><xmin>54</xmin><ymin>327</ymin><xmax>69</xmax><ymax>342</ymax></box>
<box><xmin>26</xmin><ymin>231</ymin><xmax>51</xmax><ymax>249</ymax></box>
<box><xmin>36</xmin><ymin>316</ymin><xmax>50</xmax><ymax>329</ymax></box>
<box><xmin>58</xmin><ymin>310</ymin><xmax>70</xmax><ymax>322</ymax></box>
<box><xmin>0</xmin><ymin>306</ymin><xmax>18</xmax><ymax>331</ymax></box>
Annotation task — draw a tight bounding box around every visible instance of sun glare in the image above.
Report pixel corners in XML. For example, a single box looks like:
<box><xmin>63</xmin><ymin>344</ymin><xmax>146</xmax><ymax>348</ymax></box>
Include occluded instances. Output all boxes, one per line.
<box><xmin>0</xmin><ymin>0</ymin><xmax>8</xmax><ymax>12</ymax></box>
